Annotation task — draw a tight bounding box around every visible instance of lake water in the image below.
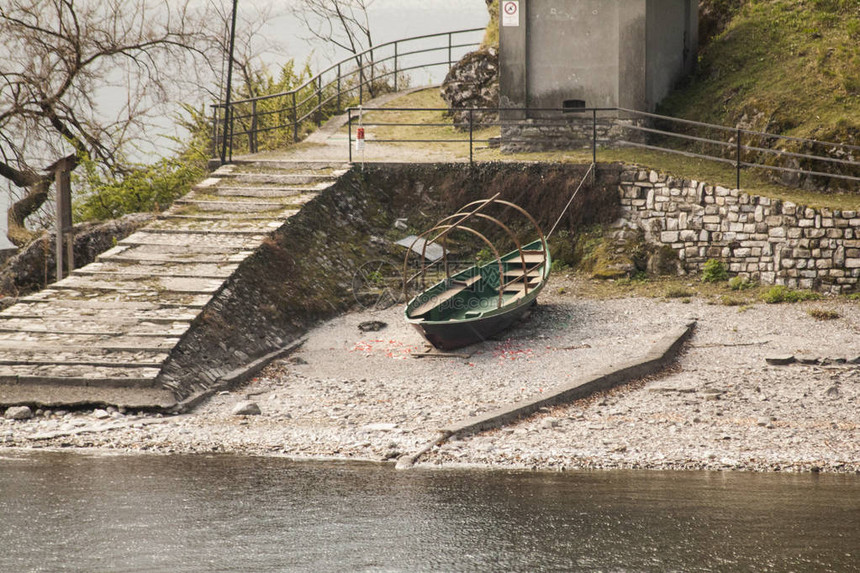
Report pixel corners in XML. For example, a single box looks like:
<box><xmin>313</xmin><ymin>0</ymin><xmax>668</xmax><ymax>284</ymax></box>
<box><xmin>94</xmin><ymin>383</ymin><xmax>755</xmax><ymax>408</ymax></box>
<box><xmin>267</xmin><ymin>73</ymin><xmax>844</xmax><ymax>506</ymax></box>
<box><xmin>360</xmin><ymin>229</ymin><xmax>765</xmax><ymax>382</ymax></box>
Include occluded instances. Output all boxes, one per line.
<box><xmin>1</xmin><ymin>452</ymin><xmax>858</xmax><ymax>572</ymax></box>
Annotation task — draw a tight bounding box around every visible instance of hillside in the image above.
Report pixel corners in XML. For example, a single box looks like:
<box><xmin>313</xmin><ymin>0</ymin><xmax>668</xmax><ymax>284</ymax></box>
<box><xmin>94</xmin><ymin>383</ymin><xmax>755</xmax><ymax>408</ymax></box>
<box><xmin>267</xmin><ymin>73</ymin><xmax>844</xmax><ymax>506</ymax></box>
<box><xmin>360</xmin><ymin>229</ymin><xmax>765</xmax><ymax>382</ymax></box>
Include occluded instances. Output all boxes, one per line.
<box><xmin>660</xmin><ymin>0</ymin><xmax>860</xmax><ymax>147</ymax></box>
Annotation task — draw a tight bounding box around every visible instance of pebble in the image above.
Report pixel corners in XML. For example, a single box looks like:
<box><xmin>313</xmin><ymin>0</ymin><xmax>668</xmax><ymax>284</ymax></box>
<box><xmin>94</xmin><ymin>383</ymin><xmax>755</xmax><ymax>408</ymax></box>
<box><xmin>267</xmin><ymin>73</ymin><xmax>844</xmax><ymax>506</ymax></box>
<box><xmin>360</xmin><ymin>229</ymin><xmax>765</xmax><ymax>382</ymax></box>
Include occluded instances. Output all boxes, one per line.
<box><xmin>231</xmin><ymin>401</ymin><xmax>261</xmax><ymax>416</ymax></box>
<box><xmin>4</xmin><ymin>406</ymin><xmax>33</xmax><ymax>420</ymax></box>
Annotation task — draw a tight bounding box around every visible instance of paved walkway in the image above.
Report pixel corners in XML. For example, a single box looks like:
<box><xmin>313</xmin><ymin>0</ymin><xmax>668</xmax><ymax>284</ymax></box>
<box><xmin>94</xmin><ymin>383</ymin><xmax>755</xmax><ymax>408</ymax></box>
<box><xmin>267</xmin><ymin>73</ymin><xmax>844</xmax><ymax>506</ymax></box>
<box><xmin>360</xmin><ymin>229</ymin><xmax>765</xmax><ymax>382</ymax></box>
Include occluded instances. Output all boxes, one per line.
<box><xmin>0</xmin><ymin>159</ymin><xmax>349</xmax><ymax>408</ymax></box>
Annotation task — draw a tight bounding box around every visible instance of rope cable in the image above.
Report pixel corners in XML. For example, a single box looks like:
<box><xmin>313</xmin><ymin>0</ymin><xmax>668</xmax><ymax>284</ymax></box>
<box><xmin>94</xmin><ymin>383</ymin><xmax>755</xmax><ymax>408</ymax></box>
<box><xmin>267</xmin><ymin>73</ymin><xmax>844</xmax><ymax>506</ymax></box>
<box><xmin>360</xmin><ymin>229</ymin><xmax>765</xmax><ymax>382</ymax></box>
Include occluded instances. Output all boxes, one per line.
<box><xmin>547</xmin><ymin>162</ymin><xmax>595</xmax><ymax>240</ymax></box>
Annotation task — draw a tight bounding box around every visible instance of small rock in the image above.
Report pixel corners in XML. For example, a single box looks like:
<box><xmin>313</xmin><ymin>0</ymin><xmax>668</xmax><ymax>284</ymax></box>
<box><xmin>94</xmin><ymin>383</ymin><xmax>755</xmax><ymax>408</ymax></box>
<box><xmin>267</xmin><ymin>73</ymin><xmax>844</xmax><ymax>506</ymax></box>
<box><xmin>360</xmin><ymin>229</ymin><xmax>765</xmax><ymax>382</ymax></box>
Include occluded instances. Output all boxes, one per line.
<box><xmin>765</xmin><ymin>355</ymin><xmax>795</xmax><ymax>366</ymax></box>
<box><xmin>542</xmin><ymin>417</ymin><xmax>560</xmax><ymax>429</ymax></box>
<box><xmin>231</xmin><ymin>401</ymin><xmax>262</xmax><ymax>416</ymax></box>
<box><xmin>362</xmin><ymin>422</ymin><xmax>397</xmax><ymax>432</ymax></box>
<box><xmin>358</xmin><ymin>320</ymin><xmax>387</xmax><ymax>332</ymax></box>
<box><xmin>288</xmin><ymin>356</ymin><xmax>309</xmax><ymax>365</ymax></box>
<box><xmin>394</xmin><ymin>218</ymin><xmax>408</xmax><ymax>231</ymax></box>
<box><xmin>4</xmin><ymin>406</ymin><xmax>33</xmax><ymax>420</ymax></box>
<box><xmin>825</xmin><ymin>386</ymin><xmax>841</xmax><ymax>399</ymax></box>
<box><xmin>92</xmin><ymin>409</ymin><xmax>111</xmax><ymax>420</ymax></box>
<box><xmin>756</xmin><ymin>417</ymin><xmax>770</xmax><ymax>427</ymax></box>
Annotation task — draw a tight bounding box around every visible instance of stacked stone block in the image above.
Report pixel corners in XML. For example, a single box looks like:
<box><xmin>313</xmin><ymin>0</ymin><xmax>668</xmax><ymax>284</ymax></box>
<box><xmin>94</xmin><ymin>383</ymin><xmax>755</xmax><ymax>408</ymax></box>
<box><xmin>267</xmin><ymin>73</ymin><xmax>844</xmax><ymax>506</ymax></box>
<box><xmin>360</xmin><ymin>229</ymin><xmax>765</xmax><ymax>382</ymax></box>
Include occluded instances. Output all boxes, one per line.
<box><xmin>618</xmin><ymin>167</ymin><xmax>860</xmax><ymax>293</ymax></box>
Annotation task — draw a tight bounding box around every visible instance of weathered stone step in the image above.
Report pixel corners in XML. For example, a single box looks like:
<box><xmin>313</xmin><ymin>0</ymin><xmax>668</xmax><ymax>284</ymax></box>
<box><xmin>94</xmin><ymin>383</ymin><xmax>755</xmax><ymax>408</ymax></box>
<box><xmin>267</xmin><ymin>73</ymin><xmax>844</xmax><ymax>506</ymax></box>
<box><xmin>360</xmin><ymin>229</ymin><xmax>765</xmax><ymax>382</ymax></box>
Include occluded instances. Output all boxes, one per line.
<box><xmin>20</xmin><ymin>288</ymin><xmax>213</xmax><ymax>309</ymax></box>
<box><xmin>227</xmin><ymin>159</ymin><xmax>350</xmax><ymax>172</ymax></box>
<box><xmin>0</xmin><ymin>332</ymin><xmax>179</xmax><ymax>352</ymax></box>
<box><xmin>51</xmin><ymin>274</ymin><xmax>223</xmax><ymax>295</ymax></box>
<box><xmin>127</xmin><ymin>226</ymin><xmax>268</xmax><ymax>236</ymax></box>
<box><xmin>74</xmin><ymin>261</ymin><xmax>238</xmax><ymax>279</ymax></box>
<box><xmin>173</xmin><ymin>198</ymin><xmax>287</xmax><ymax>212</ymax></box>
<box><xmin>148</xmin><ymin>216</ymin><xmax>287</xmax><ymax>234</ymax></box>
<box><xmin>119</xmin><ymin>231</ymin><xmax>265</xmax><ymax>249</ymax></box>
<box><xmin>0</xmin><ymin>384</ymin><xmax>177</xmax><ymax>408</ymax></box>
<box><xmin>211</xmin><ymin>186</ymin><xmax>320</xmax><ymax>198</ymax></box>
<box><xmin>0</xmin><ymin>347</ymin><xmax>168</xmax><ymax>367</ymax></box>
<box><xmin>2</xmin><ymin>300</ymin><xmax>199</xmax><ymax>320</ymax></box>
<box><xmin>0</xmin><ymin>317</ymin><xmax>190</xmax><ymax>337</ymax></box>
<box><xmin>0</xmin><ymin>365</ymin><xmax>160</xmax><ymax>388</ymax></box>
<box><xmin>0</xmin><ymin>364</ymin><xmax>162</xmax><ymax>384</ymax></box>
<box><xmin>98</xmin><ymin>244</ymin><xmax>253</xmax><ymax>264</ymax></box>
<box><xmin>210</xmin><ymin>171</ymin><xmax>344</xmax><ymax>185</ymax></box>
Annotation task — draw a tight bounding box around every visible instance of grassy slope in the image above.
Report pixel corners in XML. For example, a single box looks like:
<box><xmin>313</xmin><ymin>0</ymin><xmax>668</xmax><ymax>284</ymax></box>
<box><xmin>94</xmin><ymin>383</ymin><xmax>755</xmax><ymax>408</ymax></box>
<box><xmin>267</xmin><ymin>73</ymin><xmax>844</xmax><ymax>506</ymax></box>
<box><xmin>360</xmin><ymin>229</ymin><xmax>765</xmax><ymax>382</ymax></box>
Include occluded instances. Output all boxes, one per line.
<box><xmin>660</xmin><ymin>0</ymin><xmax>860</xmax><ymax>145</ymax></box>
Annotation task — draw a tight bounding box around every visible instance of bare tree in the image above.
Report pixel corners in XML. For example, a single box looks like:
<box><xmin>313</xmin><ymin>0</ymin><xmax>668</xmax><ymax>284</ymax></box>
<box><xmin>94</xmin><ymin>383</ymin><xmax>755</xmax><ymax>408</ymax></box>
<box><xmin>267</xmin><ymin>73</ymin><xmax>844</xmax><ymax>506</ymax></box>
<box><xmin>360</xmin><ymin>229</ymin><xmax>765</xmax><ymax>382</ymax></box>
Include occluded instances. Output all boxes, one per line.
<box><xmin>0</xmin><ymin>0</ymin><xmax>210</xmax><ymax>243</ymax></box>
<box><xmin>202</xmin><ymin>1</ymin><xmax>286</xmax><ymax>102</ymax></box>
<box><xmin>292</xmin><ymin>0</ymin><xmax>375</xmax><ymax>59</ymax></box>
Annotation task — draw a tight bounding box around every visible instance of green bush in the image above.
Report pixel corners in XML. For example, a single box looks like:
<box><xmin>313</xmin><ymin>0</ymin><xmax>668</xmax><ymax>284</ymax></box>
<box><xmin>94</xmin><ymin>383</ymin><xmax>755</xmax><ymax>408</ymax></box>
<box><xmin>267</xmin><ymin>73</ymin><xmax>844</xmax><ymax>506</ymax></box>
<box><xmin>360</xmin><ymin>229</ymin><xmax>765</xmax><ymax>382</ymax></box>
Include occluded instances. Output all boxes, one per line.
<box><xmin>74</xmin><ymin>154</ymin><xmax>204</xmax><ymax>222</ymax></box>
<box><xmin>728</xmin><ymin>276</ymin><xmax>756</xmax><ymax>291</ymax></box>
<box><xmin>807</xmin><ymin>308</ymin><xmax>840</xmax><ymax>320</ymax></box>
<box><xmin>702</xmin><ymin>259</ymin><xmax>728</xmax><ymax>282</ymax></box>
<box><xmin>761</xmin><ymin>285</ymin><xmax>821</xmax><ymax>304</ymax></box>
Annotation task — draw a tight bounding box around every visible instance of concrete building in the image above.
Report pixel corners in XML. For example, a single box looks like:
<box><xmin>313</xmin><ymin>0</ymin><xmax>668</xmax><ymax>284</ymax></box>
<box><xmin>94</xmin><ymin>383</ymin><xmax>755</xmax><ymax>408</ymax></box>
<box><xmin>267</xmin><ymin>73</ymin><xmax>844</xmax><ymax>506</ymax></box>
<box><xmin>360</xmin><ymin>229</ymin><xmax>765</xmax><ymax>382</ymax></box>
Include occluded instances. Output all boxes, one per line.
<box><xmin>500</xmin><ymin>0</ymin><xmax>698</xmax><ymax>114</ymax></box>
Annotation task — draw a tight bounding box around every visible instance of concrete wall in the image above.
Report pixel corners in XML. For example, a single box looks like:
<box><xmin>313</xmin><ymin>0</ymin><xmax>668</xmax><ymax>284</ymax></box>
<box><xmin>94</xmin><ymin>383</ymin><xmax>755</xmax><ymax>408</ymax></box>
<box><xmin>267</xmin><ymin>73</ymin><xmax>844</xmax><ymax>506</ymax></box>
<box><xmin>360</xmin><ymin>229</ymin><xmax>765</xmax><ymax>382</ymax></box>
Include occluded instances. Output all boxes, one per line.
<box><xmin>646</xmin><ymin>0</ymin><xmax>697</xmax><ymax>109</ymax></box>
<box><xmin>500</xmin><ymin>0</ymin><xmax>697</xmax><ymax>116</ymax></box>
<box><xmin>526</xmin><ymin>0</ymin><xmax>621</xmax><ymax>114</ymax></box>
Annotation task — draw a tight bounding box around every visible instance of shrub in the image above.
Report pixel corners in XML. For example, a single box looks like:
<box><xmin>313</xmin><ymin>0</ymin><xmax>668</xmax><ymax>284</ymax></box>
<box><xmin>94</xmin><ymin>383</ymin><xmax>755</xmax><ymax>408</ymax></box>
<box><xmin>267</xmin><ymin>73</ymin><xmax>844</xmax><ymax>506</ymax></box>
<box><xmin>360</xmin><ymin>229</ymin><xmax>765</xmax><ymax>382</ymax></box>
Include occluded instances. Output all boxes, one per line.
<box><xmin>728</xmin><ymin>276</ymin><xmax>756</xmax><ymax>291</ymax></box>
<box><xmin>808</xmin><ymin>308</ymin><xmax>840</xmax><ymax>320</ymax></box>
<box><xmin>665</xmin><ymin>286</ymin><xmax>695</xmax><ymax>298</ymax></box>
<box><xmin>761</xmin><ymin>285</ymin><xmax>820</xmax><ymax>304</ymax></box>
<box><xmin>702</xmin><ymin>259</ymin><xmax>728</xmax><ymax>282</ymax></box>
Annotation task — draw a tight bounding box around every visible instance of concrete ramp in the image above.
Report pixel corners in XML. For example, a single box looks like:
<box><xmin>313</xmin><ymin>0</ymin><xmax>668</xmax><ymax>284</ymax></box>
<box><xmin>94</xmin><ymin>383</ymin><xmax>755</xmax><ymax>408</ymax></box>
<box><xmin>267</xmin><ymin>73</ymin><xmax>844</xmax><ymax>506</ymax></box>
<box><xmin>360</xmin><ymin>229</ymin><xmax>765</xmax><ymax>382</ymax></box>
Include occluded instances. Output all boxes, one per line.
<box><xmin>0</xmin><ymin>161</ymin><xmax>349</xmax><ymax>409</ymax></box>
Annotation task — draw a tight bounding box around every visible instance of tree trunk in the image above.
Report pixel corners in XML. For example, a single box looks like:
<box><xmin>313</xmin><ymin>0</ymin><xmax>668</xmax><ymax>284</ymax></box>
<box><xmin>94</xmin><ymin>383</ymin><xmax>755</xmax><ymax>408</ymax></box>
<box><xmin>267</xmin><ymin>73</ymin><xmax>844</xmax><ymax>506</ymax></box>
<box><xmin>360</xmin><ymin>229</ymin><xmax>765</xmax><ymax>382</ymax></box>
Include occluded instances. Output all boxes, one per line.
<box><xmin>8</xmin><ymin>180</ymin><xmax>49</xmax><ymax>246</ymax></box>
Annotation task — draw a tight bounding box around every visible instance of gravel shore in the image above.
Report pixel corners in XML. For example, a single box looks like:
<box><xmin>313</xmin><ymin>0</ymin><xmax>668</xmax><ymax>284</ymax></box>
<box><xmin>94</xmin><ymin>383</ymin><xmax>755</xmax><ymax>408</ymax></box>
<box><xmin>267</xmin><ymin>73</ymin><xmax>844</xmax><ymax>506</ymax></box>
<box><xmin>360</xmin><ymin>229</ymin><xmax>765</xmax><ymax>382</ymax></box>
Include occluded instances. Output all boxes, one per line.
<box><xmin>3</xmin><ymin>277</ymin><xmax>859</xmax><ymax>473</ymax></box>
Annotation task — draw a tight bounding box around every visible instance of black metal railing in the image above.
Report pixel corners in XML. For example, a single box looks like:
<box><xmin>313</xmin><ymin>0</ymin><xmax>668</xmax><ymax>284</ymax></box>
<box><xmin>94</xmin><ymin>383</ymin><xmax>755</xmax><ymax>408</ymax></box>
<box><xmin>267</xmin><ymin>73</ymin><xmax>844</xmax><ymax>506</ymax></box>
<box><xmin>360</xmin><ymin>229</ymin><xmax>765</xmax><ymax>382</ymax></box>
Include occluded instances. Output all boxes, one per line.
<box><xmin>211</xmin><ymin>28</ymin><xmax>484</xmax><ymax>160</ymax></box>
<box><xmin>346</xmin><ymin>106</ymin><xmax>860</xmax><ymax>190</ymax></box>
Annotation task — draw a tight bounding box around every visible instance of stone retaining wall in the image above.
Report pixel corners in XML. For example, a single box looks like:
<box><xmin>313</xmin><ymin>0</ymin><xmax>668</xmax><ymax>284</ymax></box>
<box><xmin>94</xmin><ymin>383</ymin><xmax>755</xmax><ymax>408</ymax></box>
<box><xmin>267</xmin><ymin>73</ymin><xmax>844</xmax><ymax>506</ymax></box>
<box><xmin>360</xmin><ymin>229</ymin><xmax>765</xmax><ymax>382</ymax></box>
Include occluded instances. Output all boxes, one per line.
<box><xmin>618</xmin><ymin>168</ymin><xmax>860</xmax><ymax>293</ymax></box>
<box><xmin>501</xmin><ymin>118</ymin><xmax>631</xmax><ymax>153</ymax></box>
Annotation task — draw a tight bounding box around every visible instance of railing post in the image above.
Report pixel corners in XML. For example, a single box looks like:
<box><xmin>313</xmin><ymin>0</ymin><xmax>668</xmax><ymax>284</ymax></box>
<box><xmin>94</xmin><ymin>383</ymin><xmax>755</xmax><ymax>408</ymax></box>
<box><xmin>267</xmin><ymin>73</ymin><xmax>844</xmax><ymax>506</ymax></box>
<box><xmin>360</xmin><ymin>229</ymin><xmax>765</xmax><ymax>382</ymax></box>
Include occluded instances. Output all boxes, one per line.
<box><xmin>228</xmin><ymin>107</ymin><xmax>234</xmax><ymax>162</ymax></box>
<box><xmin>317</xmin><ymin>76</ymin><xmax>323</xmax><ymax>127</ymax></box>
<box><xmin>394</xmin><ymin>42</ymin><xmax>399</xmax><ymax>92</ymax></box>
<box><xmin>358</xmin><ymin>53</ymin><xmax>364</xmax><ymax>105</ymax></box>
<box><xmin>211</xmin><ymin>106</ymin><xmax>220</xmax><ymax>160</ymax></box>
<box><xmin>736</xmin><ymin>127</ymin><xmax>742</xmax><ymax>190</ymax></box>
<box><xmin>448</xmin><ymin>32</ymin><xmax>453</xmax><ymax>70</ymax></box>
<box><xmin>250</xmin><ymin>100</ymin><xmax>257</xmax><ymax>154</ymax></box>
<box><xmin>348</xmin><ymin>108</ymin><xmax>353</xmax><ymax>164</ymax></box>
<box><xmin>292</xmin><ymin>91</ymin><xmax>298</xmax><ymax>143</ymax></box>
<box><xmin>337</xmin><ymin>63</ymin><xmax>342</xmax><ymax>112</ymax></box>
<box><xmin>370</xmin><ymin>47</ymin><xmax>375</xmax><ymax>98</ymax></box>
<box><xmin>469</xmin><ymin>108</ymin><xmax>474</xmax><ymax>165</ymax></box>
<box><xmin>592</xmin><ymin>109</ymin><xmax>597</xmax><ymax>185</ymax></box>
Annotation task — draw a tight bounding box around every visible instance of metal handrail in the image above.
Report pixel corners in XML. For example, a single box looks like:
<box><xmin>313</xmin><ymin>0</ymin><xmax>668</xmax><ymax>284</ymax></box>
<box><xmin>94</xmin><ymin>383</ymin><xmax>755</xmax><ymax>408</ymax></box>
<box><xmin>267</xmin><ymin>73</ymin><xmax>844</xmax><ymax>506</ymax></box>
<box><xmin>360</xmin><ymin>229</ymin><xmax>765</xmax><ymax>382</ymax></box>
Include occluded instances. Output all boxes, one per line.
<box><xmin>211</xmin><ymin>28</ymin><xmax>483</xmax><ymax>159</ymax></box>
<box><xmin>346</xmin><ymin>106</ymin><xmax>860</xmax><ymax>190</ymax></box>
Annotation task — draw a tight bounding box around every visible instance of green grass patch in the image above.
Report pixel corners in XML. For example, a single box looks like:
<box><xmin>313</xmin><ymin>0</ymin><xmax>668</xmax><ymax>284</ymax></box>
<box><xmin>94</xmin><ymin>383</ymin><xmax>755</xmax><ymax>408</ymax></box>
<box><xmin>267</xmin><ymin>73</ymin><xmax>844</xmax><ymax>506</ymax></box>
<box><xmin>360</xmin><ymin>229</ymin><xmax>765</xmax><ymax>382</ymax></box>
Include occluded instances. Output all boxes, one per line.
<box><xmin>728</xmin><ymin>276</ymin><xmax>757</xmax><ymax>291</ymax></box>
<box><xmin>761</xmin><ymin>285</ymin><xmax>821</xmax><ymax>303</ymax></box>
<box><xmin>665</xmin><ymin>286</ymin><xmax>696</xmax><ymax>298</ymax></box>
<box><xmin>807</xmin><ymin>308</ymin><xmax>841</xmax><ymax>320</ymax></box>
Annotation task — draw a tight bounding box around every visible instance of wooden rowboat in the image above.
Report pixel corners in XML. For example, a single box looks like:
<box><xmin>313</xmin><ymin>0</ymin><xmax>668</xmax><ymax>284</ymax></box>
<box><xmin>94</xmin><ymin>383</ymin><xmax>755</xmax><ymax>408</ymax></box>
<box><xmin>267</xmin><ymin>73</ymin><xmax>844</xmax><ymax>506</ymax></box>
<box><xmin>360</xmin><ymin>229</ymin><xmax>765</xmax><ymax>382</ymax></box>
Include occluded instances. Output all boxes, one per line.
<box><xmin>404</xmin><ymin>195</ymin><xmax>551</xmax><ymax>350</ymax></box>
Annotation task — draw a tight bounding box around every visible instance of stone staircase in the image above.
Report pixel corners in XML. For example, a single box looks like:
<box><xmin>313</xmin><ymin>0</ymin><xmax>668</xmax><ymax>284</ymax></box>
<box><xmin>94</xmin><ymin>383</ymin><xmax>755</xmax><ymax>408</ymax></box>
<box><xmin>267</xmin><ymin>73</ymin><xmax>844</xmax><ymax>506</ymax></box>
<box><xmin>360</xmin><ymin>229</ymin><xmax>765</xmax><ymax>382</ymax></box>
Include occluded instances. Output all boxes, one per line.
<box><xmin>0</xmin><ymin>160</ymin><xmax>350</xmax><ymax>409</ymax></box>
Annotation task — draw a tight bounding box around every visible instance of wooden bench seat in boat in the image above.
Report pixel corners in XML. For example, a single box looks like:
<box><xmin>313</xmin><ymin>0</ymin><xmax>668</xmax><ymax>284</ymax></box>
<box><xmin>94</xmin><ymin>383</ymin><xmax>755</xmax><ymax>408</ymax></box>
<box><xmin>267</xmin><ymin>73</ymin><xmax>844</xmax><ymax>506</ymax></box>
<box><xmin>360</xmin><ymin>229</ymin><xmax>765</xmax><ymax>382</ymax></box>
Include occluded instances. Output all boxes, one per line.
<box><xmin>503</xmin><ymin>268</ymin><xmax>542</xmax><ymax>279</ymax></box>
<box><xmin>407</xmin><ymin>275</ymin><xmax>482</xmax><ymax>318</ymax></box>
<box><xmin>507</xmin><ymin>251</ymin><xmax>545</xmax><ymax>265</ymax></box>
<box><xmin>502</xmin><ymin>280</ymin><xmax>540</xmax><ymax>294</ymax></box>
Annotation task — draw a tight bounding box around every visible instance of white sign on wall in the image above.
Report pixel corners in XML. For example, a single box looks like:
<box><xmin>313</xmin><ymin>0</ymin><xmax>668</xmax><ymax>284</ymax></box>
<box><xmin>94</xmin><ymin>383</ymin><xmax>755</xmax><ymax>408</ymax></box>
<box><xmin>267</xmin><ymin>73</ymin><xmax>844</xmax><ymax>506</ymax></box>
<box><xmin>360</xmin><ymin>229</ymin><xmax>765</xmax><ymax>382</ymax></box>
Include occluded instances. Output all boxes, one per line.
<box><xmin>502</xmin><ymin>1</ymin><xmax>519</xmax><ymax>27</ymax></box>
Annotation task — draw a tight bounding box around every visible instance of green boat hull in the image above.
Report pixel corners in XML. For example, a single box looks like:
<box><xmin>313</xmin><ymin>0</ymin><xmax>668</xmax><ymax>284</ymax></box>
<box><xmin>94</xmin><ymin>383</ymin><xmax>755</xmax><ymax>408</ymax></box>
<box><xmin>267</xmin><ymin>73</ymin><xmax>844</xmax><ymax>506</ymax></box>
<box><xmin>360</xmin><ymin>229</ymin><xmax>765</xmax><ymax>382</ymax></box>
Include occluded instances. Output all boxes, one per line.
<box><xmin>405</xmin><ymin>239</ymin><xmax>551</xmax><ymax>350</ymax></box>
